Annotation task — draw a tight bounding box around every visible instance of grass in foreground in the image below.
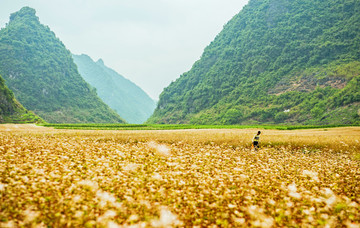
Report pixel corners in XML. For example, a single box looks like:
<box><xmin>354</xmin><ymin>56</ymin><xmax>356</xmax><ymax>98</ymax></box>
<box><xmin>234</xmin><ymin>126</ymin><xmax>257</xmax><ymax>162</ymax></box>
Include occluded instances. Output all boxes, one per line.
<box><xmin>0</xmin><ymin>126</ymin><xmax>359</xmax><ymax>227</ymax></box>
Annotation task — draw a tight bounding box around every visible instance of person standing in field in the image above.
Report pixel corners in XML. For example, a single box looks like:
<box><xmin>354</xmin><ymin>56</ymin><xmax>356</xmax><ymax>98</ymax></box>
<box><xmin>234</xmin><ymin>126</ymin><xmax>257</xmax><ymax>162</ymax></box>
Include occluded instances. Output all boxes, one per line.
<box><xmin>252</xmin><ymin>131</ymin><xmax>261</xmax><ymax>151</ymax></box>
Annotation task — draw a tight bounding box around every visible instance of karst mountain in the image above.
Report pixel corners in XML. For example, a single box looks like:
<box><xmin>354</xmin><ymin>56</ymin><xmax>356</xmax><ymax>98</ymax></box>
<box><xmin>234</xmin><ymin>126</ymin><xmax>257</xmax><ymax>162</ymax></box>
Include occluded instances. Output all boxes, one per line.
<box><xmin>0</xmin><ymin>7</ymin><xmax>125</xmax><ymax>123</ymax></box>
<box><xmin>73</xmin><ymin>54</ymin><xmax>156</xmax><ymax>124</ymax></box>
<box><xmin>148</xmin><ymin>0</ymin><xmax>360</xmax><ymax>125</ymax></box>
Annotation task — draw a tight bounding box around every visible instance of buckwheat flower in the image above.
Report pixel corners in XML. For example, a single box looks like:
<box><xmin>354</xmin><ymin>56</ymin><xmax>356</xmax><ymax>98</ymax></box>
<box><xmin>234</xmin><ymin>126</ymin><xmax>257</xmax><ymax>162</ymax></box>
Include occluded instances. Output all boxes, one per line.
<box><xmin>288</xmin><ymin>183</ymin><xmax>302</xmax><ymax>199</ymax></box>
<box><xmin>326</xmin><ymin>195</ymin><xmax>337</xmax><ymax>207</ymax></box>
<box><xmin>247</xmin><ymin>205</ymin><xmax>263</xmax><ymax>218</ymax></box>
<box><xmin>239</xmin><ymin>174</ymin><xmax>248</xmax><ymax>179</ymax></box>
<box><xmin>151</xmin><ymin>207</ymin><xmax>182</xmax><ymax>227</ymax></box>
<box><xmin>286</xmin><ymin>202</ymin><xmax>294</xmax><ymax>208</ymax></box>
<box><xmin>72</xmin><ymin>195</ymin><xmax>82</xmax><ymax>203</ymax></box>
<box><xmin>78</xmin><ymin>180</ymin><xmax>98</xmax><ymax>192</ymax></box>
<box><xmin>234</xmin><ymin>167</ymin><xmax>242</xmax><ymax>172</ymax></box>
<box><xmin>140</xmin><ymin>200</ymin><xmax>151</xmax><ymax>209</ymax></box>
<box><xmin>113</xmin><ymin>202</ymin><xmax>123</xmax><ymax>209</ymax></box>
<box><xmin>97</xmin><ymin>210</ymin><xmax>117</xmax><ymax>225</ymax></box>
<box><xmin>115</xmin><ymin>150</ymin><xmax>125</xmax><ymax>157</ymax></box>
<box><xmin>345</xmin><ymin>221</ymin><xmax>360</xmax><ymax>228</ymax></box>
<box><xmin>0</xmin><ymin>221</ymin><xmax>15</xmax><ymax>228</ymax></box>
<box><xmin>303</xmin><ymin>209</ymin><xmax>310</xmax><ymax>215</ymax></box>
<box><xmin>35</xmin><ymin>168</ymin><xmax>45</xmax><ymax>175</ymax></box>
<box><xmin>152</xmin><ymin>172</ymin><xmax>163</xmax><ymax>181</ymax></box>
<box><xmin>103</xmin><ymin>210</ymin><xmax>117</xmax><ymax>219</ymax></box>
<box><xmin>323</xmin><ymin>188</ymin><xmax>335</xmax><ymax>198</ymax></box>
<box><xmin>107</xmin><ymin>221</ymin><xmax>121</xmax><ymax>228</ymax></box>
<box><xmin>123</xmin><ymin>163</ymin><xmax>139</xmax><ymax>172</ymax></box>
<box><xmin>74</xmin><ymin>211</ymin><xmax>84</xmax><ymax>218</ymax></box>
<box><xmin>302</xmin><ymin>170</ymin><xmax>320</xmax><ymax>182</ymax></box>
<box><xmin>0</xmin><ymin>183</ymin><xmax>5</xmax><ymax>191</ymax></box>
<box><xmin>23</xmin><ymin>207</ymin><xmax>40</xmax><ymax>224</ymax></box>
<box><xmin>22</xmin><ymin>176</ymin><xmax>29</xmax><ymax>183</ymax></box>
<box><xmin>148</xmin><ymin>141</ymin><xmax>171</xmax><ymax>157</ymax></box>
<box><xmin>128</xmin><ymin>214</ymin><xmax>139</xmax><ymax>223</ymax></box>
<box><xmin>289</xmin><ymin>191</ymin><xmax>302</xmax><ymax>199</ymax></box>
<box><xmin>260</xmin><ymin>217</ymin><xmax>274</xmax><ymax>228</ymax></box>
<box><xmin>234</xmin><ymin>218</ymin><xmax>246</xmax><ymax>225</ymax></box>
<box><xmin>348</xmin><ymin>202</ymin><xmax>358</xmax><ymax>208</ymax></box>
<box><xmin>96</xmin><ymin>191</ymin><xmax>117</xmax><ymax>207</ymax></box>
<box><xmin>288</xmin><ymin>183</ymin><xmax>297</xmax><ymax>192</ymax></box>
<box><xmin>267</xmin><ymin>199</ymin><xmax>276</xmax><ymax>206</ymax></box>
<box><xmin>250</xmin><ymin>189</ymin><xmax>256</xmax><ymax>195</ymax></box>
<box><xmin>96</xmin><ymin>191</ymin><xmax>116</xmax><ymax>202</ymax></box>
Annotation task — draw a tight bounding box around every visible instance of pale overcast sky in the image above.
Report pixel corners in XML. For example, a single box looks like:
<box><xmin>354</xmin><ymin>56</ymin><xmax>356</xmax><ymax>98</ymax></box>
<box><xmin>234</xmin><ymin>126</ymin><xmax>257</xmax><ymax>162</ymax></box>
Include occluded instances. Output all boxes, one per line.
<box><xmin>0</xmin><ymin>0</ymin><xmax>249</xmax><ymax>100</ymax></box>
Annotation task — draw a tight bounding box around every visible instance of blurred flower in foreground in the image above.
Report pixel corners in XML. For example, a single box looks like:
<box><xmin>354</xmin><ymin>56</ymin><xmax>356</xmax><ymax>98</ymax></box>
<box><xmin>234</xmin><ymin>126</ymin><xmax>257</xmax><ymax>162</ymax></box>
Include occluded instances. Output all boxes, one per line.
<box><xmin>148</xmin><ymin>141</ymin><xmax>171</xmax><ymax>157</ymax></box>
<box><xmin>302</xmin><ymin>170</ymin><xmax>320</xmax><ymax>182</ymax></box>
<box><xmin>288</xmin><ymin>183</ymin><xmax>302</xmax><ymax>199</ymax></box>
<box><xmin>151</xmin><ymin>207</ymin><xmax>183</xmax><ymax>227</ymax></box>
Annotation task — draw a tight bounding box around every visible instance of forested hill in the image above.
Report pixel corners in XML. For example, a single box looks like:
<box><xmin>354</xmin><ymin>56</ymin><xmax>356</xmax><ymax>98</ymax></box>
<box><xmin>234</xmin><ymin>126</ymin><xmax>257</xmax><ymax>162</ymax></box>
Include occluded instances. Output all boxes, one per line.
<box><xmin>148</xmin><ymin>0</ymin><xmax>360</xmax><ymax>125</ymax></box>
<box><xmin>0</xmin><ymin>7</ymin><xmax>125</xmax><ymax>123</ymax></box>
<box><xmin>73</xmin><ymin>54</ymin><xmax>156</xmax><ymax>124</ymax></box>
<box><xmin>0</xmin><ymin>75</ymin><xmax>43</xmax><ymax>123</ymax></box>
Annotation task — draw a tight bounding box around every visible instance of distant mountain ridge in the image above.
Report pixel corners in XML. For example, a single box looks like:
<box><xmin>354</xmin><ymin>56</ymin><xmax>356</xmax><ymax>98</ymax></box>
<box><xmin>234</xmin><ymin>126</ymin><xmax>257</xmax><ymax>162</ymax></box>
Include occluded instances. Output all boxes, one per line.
<box><xmin>148</xmin><ymin>0</ymin><xmax>360</xmax><ymax>125</ymax></box>
<box><xmin>0</xmin><ymin>7</ymin><xmax>125</xmax><ymax>123</ymax></box>
<box><xmin>73</xmin><ymin>54</ymin><xmax>156</xmax><ymax>124</ymax></box>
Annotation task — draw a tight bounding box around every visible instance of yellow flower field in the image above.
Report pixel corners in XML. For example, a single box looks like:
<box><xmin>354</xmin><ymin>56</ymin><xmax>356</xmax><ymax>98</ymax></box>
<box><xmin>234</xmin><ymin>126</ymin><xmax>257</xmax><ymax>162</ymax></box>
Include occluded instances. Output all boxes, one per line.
<box><xmin>0</xmin><ymin>125</ymin><xmax>359</xmax><ymax>227</ymax></box>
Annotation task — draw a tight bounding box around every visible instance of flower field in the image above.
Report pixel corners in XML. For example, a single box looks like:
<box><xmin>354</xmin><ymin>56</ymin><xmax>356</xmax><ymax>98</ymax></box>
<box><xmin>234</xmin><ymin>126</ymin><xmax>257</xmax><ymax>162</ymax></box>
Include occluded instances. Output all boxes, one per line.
<box><xmin>1</xmin><ymin>125</ymin><xmax>360</xmax><ymax>227</ymax></box>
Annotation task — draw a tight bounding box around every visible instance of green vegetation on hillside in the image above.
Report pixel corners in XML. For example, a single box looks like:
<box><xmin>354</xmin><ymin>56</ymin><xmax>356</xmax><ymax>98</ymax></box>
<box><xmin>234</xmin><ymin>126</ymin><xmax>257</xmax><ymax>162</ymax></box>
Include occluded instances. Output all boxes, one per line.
<box><xmin>0</xmin><ymin>7</ymin><xmax>125</xmax><ymax>123</ymax></box>
<box><xmin>0</xmin><ymin>75</ymin><xmax>43</xmax><ymax>123</ymax></box>
<box><xmin>148</xmin><ymin>0</ymin><xmax>360</xmax><ymax>125</ymax></box>
<box><xmin>73</xmin><ymin>54</ymin><xmax>156</xmax><ymax>124</ymax></box>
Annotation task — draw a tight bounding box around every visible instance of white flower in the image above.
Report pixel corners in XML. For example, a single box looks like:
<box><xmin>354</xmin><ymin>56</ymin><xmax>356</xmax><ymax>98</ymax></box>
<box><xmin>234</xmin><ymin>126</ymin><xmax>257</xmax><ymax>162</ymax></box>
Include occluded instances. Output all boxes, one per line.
<box><xmin>326</xmin><ymin>195</ymin><xmax>337</xmax><ymax>207</ymax></box>
<box><xmin>23</xmin><ymin>207</ymin><xmax>40</xmax><ymax>224</ymax></box>
<box><xmin>103</xmin><ymin>210</ymin><xmax>117</xmax><ymax>219</ymax></box>
<box><xmin>151</xmin><ymin>207</ymin><xmax>182</xmax><ymax>227</ymax></box>
<box><xmin>288</xmin><ymin>183</ymin><xmax>302</xmax><ymax>199</ymax></box>
<box><xmin>74</xmin><ymin>211</ymin><xmax>84</xmax><ymax>218</ymax></box>
<box><xmin>148</xmin><ymin>141</ymin><xmax>171</xmax><ymax>157</ymax></box>
<box><xmin>96</xmin><ymin>191</ymin><xmax>117</xmax><ymax>204</ymax></box>
<box><xmin>0</xmin><ymin>183</ymin><xmax>5</xmax><ymax>191</ymax></box>
<box><xmin>123</xmin><ymin>163</ymin><xmax>139</xmax><ymax>172</ymax></box>
<box><xmin>323</xmin><ymin>188</ymin><xmax>335</xmax><ymax>198</ymax></box>
<box><xmin>72</xmin><ymin>195</ymin><xmax>82</xmax><ymax>203</ymax></box>
<box><xmin>289</xmin><ymin>192</ymin><xmax>302</xmax><ymax>199</ymax></box>
<box><xmin>97</xmin><ymin>210</ymin><xmax>118</xmax><ymax>225</ymax></box>
<box><xmin>288</xmin><ymin>183</ymin><xmax>297</xmax><ymax>193</ymax></box>
<box><xmin>267</xmin><ymin>199</ymin><xmax>276</xmax><ymax>206</ymax></box>
<box><xmin>107</xmin><ymin>221</ymin><xmax>121</xmax><ymax>228</ymax></box>
<box><xmin>345</xmin><ymin>221</ymin><xmax>360</xmax><ymax>228</ymax></box>
<box><xmin>128</xmin><ymin>214</ymin><xmax>139</xmax><ymax>222</ymax></box>
<box><xmin>152</xmin><ymin>172</ymin><xmax>163</xmax><ymax>181</ymax></box>
<box><xmin>78</xmin><ymin>180</ymin><xmax>98</xmax><ymax>192</ymax></box>
<box><xmin>302</xmin><ymin>170</ymin><xmax>320</xmax><ymax>182</ymax></box>
<box><xmin>0</xmin><ymin>221</ymin><xmax>16</xmax><ymax>228</ymax></box>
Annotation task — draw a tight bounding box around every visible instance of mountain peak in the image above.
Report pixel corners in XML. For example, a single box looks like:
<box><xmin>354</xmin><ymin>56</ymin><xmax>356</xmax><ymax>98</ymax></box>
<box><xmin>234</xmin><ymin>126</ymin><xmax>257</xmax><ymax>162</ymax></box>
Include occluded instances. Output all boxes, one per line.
<box><xmin>96</xmin><ymin>58</ymin><xmax>104</xmax><ymax>65</ymax></box>
<box><xmin>148</xmin><ymin>0</ymin><xmax>360</xmax><ymax>125</ymax></box>
<box><xmin>73</xmin><ymin>54</ymin><xmax>156</xmax><ymax>124</ymax></box>
<box><xmin>10</xmin><ymin>7</ymin><xmax>39</xmax><ymax>23</ymax></box>
<box><xmin>0</xmin><ymin>8</ymin><xmax>125</xmax><ymax>123</ymax></box>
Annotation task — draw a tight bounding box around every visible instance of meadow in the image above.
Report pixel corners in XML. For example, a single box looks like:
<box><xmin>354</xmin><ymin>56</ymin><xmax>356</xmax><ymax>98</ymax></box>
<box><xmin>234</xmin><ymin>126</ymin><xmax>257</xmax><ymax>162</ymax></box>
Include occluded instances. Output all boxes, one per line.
<box><xmin>0</xmin><ymin>124</ymin><xmax>359</xmax><ymax>227</ymax></box>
